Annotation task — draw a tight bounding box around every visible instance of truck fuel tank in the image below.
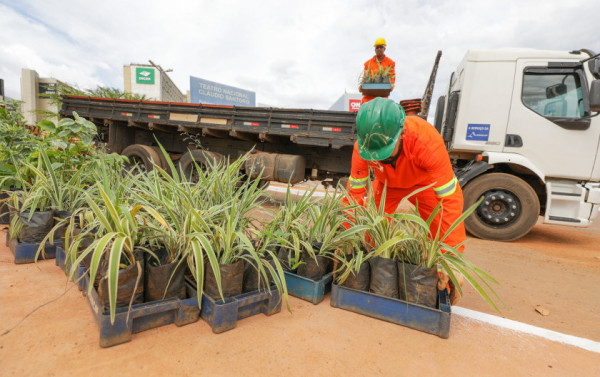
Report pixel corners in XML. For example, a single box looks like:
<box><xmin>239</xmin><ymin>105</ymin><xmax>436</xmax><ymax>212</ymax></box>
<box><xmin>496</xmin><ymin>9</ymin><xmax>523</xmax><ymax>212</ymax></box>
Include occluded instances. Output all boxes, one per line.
<box><xmin>245</xmin><ymin>151</ymin><xmax>306</xmax><ymax>184</ymax></box>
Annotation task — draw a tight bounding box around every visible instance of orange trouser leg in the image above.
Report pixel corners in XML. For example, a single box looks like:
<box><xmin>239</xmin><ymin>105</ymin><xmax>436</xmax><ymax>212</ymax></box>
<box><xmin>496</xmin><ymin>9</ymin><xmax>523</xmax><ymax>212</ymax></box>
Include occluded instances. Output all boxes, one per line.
<box><xmin>408</xmin><ymin>186</ymin><xmax>466</xmax><ymax>252</ymax></box>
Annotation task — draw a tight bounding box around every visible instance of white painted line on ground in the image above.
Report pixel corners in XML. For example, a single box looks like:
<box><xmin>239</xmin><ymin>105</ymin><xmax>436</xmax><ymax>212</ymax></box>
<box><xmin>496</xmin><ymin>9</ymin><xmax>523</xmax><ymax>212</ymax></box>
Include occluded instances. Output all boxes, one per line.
<box><xmin>266</xmin><ymin>184</ymin><xmax>327</xmax><ymax>197</ymax></box>
<box><xmin>453</xmin><ymin>306</ymin><xmax>600</xmax><ymax>354</ymax></box>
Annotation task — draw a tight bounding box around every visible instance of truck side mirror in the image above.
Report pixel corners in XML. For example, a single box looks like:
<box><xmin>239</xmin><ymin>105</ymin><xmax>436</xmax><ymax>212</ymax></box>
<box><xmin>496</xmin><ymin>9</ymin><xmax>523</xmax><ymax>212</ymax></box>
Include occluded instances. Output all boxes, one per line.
<box><xmin>590</xmin><ymin>80</ymin><xmax>600</xmax><ymax>112</ymax></box>
<box><xmin>546</xmin><ymin>83</ymin><xmax>567</xmax><ymax>99</ymax></box>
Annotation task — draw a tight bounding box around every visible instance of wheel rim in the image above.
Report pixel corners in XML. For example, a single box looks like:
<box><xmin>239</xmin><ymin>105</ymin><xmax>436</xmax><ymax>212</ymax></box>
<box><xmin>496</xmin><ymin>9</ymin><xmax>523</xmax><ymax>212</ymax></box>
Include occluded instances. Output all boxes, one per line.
<box><xmin>476</xmin><ymin>190</ymin><xmax>521</xmax><ymax>226</ymax></box>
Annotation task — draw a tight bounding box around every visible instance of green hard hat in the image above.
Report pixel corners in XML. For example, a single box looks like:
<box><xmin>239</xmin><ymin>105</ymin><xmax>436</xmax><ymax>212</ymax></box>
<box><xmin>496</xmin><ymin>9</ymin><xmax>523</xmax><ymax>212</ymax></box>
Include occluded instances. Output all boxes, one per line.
<box><xmin>356</xmin><ymin>97</ymin><xmax>406</xmax><ymax>161</ymax></box>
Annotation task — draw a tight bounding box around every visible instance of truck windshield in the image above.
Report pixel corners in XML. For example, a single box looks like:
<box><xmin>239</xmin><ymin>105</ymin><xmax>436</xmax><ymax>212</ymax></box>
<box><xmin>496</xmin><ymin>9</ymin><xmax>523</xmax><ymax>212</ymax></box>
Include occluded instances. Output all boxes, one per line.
<box><xmin>522</xmin><ymin>72</ymin><xmax>584</xmax><ymax>118</ymax></box>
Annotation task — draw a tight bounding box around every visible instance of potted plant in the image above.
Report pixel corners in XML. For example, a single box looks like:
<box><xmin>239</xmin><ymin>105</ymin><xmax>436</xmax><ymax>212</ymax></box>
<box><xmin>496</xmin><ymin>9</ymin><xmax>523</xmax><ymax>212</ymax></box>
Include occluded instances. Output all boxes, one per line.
<box><xmin>361</xmin><ymin>64</ymin><xmax>394</xmax><ymax>96</ymax></box>
<box><xmin>395</xmin><ymin>194</ymin><xmax>500</xmax><ymax>310</ymax></box>
<box><xmin>343</xmin><ymin>185</ymin><xmax>419</xmax><ymax>298</ymax></box>
<box><xmin>7</xmin><ymin>160</ymin><xmax>55</xmax><ymax>245</ymax></box>
<box><xmin>268</xmin><ymin>185</ymin><xmax>317</xmax><ymax>272</ymax></box>
<box><xmin>67</xmin><ymin>183</ymin><xmax>148</xmax><ymax>324</ymax></box>
<box><xmin>295</xmin><ymin>189</ymin><xmax>369</xmax><ymax>281</ymax></box>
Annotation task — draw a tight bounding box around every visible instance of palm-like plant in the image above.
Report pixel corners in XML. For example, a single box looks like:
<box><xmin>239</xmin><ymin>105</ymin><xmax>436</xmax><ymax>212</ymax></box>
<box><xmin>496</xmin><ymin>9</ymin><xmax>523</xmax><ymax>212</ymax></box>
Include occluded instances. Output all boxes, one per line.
<box><xmin>66</xmin><ymin>183</ymin><xmax>151</xmax><ymax>324</ymax></box>
<box><xmin>267</xmin><ymin>185</ymin><xmax>318</xmax><ymax>271</ymax></box>
<box><xmin>295</xmin><ymin>189</ymin><xmax>369</xmax><ymax>279</ymax></box>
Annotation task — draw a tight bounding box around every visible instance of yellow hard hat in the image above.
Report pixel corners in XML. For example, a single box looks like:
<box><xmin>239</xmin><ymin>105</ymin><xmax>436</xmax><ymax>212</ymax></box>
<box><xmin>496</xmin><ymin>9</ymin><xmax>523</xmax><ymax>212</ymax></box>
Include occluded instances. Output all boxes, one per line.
<box><xmin>374</xmin><ymin>38</ymin><xmax>387</xmax><ymax>47</ymax></box>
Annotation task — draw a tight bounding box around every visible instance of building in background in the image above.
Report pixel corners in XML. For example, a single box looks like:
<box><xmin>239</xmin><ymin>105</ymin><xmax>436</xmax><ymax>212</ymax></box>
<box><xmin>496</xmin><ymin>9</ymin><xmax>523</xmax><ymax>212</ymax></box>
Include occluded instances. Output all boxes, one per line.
<box><xmin>329</xmin><ymin>92</ymin><xmax>362</xmax><ymax>112</ymax></box>
<box><xmin>190</xmin><ymin>76</ymin><xmax>255</xmax><ymax>107</ymax></box>
<box><xmin>20</xmin><ymin>69</ymin><xmax>59</xmax><ymax>125</ymax></box>
<box><xmin>123</xmin><ymin>62</ymin><xmax>186</xmax><ymax>102</ymax></box>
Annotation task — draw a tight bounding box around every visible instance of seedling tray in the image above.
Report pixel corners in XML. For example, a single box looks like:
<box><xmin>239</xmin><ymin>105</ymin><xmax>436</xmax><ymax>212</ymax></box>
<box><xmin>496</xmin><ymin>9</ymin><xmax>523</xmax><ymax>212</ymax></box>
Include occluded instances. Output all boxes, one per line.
<box><xmin>330</xmin><ymin>283</ymin><xmax>451</xmax><ymax>338</ymax></box>
<box><xmin>361</xmin><ymin>83</ymin><xmax>392</xmax><ymax>97</ymax></box>
<box><xmin>66</xmin><ymin>262</ymin><xmax>88</xmax><ymax>292</ymax></box>
<box><xmin>83</xmin><ymin>274</ymin><xmax>200</xmax><ymax>347</ymax></box>
<box><xmin>199</xmin><ymin>287</ymin><xmax>282</xmax><ymax>334</ymax></box>
<box><xmin>55</xmin><ymin>246</ymin><xmax>66</xmax><ymax>269</ymax></box>
<box><xmin>7</xmin><ymin>234</ymin><xmax>60</xmax><ymax>264</ymax></box>
<box><xmin>283</xmin><ymin>271</ymin><xmax>333</xmax><ymax>305</ymax></box>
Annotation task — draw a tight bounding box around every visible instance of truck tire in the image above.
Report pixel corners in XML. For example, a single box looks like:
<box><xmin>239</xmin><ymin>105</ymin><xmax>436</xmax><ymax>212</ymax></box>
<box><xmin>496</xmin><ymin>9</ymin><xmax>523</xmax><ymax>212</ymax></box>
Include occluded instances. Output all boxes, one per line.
<box><xmin>152</xmin><ymin>146</ymin><xmax>172</xmax><ymax>175</ymax></box>
<box><xmin>178</xmin><ymin>150</ymin><xmax>226</xmax><ymax>182</ymax></box>
<box><xmin>462</xmin><ymin>173</ymin><xmax>540</xmax><ymax>241</ymax></box>
<box><xmin>122</xmin><ymin>144</ymin><xmax>164</xmax><ymax>172</ymax></box>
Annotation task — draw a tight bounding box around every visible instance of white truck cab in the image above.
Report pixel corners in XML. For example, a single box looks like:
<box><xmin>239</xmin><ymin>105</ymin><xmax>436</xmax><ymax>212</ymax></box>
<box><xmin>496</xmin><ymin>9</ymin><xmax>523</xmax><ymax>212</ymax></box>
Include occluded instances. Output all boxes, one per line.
<box><xmin>435</xmin><ymin>48</ymin><xmax>600</xmax><ymax>241</ymax></box>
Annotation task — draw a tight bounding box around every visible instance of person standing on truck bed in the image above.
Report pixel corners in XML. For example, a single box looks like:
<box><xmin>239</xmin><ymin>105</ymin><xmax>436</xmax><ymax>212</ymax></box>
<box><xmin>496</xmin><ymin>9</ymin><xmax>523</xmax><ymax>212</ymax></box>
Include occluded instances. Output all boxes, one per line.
<box><xmin>359</xmin><ymin>37</ymin><xmax>396</xmax><ymax>104</ymax></box>
<box><xmin>346</xmin><ymin>97</ymin><xmax>465</xmax><ymax>304</ymax></box>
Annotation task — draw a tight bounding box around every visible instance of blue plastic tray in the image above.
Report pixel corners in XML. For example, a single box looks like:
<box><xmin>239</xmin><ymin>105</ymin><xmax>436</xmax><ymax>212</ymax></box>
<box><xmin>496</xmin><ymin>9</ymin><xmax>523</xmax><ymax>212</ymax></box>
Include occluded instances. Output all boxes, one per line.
<box><xmin>330</xmin><ymin>283</ymin><xmax>451</xmax><ymax>338</ymax></box>
<box><xmin>55</xmin><ymin>246</ymin><xmax>66</xmax><ymax>269</ymax></box>
<box><xmin>283</xmin><ymin>271</ymin><xmax>333</xmax><ymax>305</ymax></box>
<box><xmin>361</xmin><ymin>82</ymin><xmax>392</xmax><ymax>96</ymax></box>
<box><xmin>198</xmin><ymin>286</ymin><xmax>282</xmax><ymax>334</ymax></box>
<box><xmin>83</xmin><ymin>273</ymin><xmax>200</xmax><ymax>347</ymax></box>
<box><xmin>7</xmin><ymin>235</ymin><xmax>60</xmax><ymax>264</ymax></box>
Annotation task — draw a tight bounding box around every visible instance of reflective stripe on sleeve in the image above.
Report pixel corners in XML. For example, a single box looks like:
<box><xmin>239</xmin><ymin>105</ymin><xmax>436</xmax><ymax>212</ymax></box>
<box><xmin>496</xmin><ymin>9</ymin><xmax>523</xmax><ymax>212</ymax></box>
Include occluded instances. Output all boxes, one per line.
<box><xmin>349</xmin><ymin>176</ymin><xmax>368</xmax><ymax>189</ymax></box>
<box><xmin>433</xmin><ymin>176</ymin><xmax>458</xmax><ymax>198</ymax></box>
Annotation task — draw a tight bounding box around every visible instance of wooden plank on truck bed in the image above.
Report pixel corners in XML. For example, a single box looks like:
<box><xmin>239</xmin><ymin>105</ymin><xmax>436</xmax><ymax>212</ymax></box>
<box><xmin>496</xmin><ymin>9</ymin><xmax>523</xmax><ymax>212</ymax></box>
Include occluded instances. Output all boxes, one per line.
<box><xmin>170</xmin><ymin>113</ymin><xmax>198</xmax><ymax>122</ymax></box>
<box><xmin>200</xmin><ymin>117</ymin><xmax>229</xmax><ymax>125</ymax></box>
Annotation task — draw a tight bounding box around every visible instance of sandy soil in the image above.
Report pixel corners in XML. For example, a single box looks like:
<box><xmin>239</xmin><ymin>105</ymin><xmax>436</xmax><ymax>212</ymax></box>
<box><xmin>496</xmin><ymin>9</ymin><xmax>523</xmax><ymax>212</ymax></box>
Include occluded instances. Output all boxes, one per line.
<box><xmin>1</xmin><ymin>215</ymin><xmax>599</xmax><ymax>376</ymax></box>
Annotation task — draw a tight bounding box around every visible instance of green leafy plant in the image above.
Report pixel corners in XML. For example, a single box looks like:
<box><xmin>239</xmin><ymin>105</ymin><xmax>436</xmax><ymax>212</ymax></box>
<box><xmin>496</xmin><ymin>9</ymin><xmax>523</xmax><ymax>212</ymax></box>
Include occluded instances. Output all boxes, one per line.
<box><xmin>67</xmin><ymin>183</ymin><xmax>149</xmax><ymax>324</ymax></box>
<box><xmin>298</xmin><ymin>188</ymin><xmax>369</xmax><ymax>264</ymax></box>
<box><xmin>362</xmin><ymin>64</ymin><xmax>394</xmax><ymax>84</ymax></box>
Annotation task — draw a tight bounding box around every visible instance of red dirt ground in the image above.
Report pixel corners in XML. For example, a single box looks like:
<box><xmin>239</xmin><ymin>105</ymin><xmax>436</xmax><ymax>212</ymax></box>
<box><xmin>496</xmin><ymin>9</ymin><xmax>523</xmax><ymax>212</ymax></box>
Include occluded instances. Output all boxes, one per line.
<box><xmin>1</xmin><ymin>215</ymin><xmax>599</xmax><ymax>376</ymax></box>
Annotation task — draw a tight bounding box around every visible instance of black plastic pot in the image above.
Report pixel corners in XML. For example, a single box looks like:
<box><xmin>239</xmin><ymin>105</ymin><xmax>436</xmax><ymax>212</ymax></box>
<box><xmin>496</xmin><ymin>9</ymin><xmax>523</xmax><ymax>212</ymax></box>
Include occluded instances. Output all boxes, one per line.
<box><xmin>242</xmin><ymin>258</ymin><xmax>277</xmax><ymax>293</ymax></box>
<box><xmin>204</xmin><ymin>259</ymin><xmax>245</xmax><ymax>301</ymax></box>
<box><xmin>276</xmin><ymin>246</ymin><xmax>297</xmax><ymax>272</ymax></box>
<box><xmin>340</xmin><ymin>260</ymin><xmax>370</xmax><ymax>291</ymax></box>
<box><xmin>17</xmin><ymin>210</ymin><xmax>54</xmax><ymax>243</ymax></box>
<box><xmin>144</xmin><ymin>248</ymin><xmax>187</xmax><ymax>302</ymax></box>
<box><xmin>369</xmin><ymin>256</ymin><xmax>399</xmax><ymax>298</ymax></box>
<box><xmin>296</xmin><ymin>253</ymin><xmax>332</xmax><ymax>281</ymax></box>
<box><xmin>97</xmin><ymin>260</ymin><xmax>145</xmax><ymax>312</ymax></box>
<box><xmin>397</xmin><ymin>262</ymin><xmax>438</xmax><ymax>308</ymax></box>
<box><xmin>54</xmin><ymin>210</ymin><xmax>73</xmax><ymax>246</ymax></box>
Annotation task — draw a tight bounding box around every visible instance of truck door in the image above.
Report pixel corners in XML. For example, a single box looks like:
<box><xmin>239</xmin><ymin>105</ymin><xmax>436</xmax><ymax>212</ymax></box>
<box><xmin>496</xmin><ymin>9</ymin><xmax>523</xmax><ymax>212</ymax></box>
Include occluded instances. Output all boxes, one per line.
<box><xmin>505</xmin><ymin>60</ymin><xmax>599</xmax><ymax>180</ymax></box>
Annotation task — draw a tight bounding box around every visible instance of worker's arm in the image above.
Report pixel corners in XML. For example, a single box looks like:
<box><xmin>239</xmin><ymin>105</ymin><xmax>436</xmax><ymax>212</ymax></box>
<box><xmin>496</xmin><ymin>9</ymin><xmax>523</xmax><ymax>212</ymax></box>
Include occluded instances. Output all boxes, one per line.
<box><xmin>345</xmin><ymin>142</ymin><xmax>370</xmax><ymax>207</ymax></box>
<box><xmin>415</xmin><ymin>123</ymin><xmax>457</xmax><ymax>199</ymax></box>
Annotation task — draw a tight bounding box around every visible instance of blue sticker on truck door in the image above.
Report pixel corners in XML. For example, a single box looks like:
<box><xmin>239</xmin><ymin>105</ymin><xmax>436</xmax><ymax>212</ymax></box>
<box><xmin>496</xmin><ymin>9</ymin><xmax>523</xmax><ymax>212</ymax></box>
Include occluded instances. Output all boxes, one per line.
<box><xmin>466</xmin><ymin>124</ymin><xmax>490</xmax><ymax>141</ymax></box>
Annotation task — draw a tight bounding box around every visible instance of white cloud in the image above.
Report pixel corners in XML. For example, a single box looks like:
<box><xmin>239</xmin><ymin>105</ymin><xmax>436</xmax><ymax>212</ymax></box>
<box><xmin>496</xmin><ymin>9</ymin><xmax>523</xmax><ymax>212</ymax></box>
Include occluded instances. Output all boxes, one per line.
<box><xmin>1</xmin><ymin>0</ymin><xmax>599</xmax><ymax>112</ymax></box>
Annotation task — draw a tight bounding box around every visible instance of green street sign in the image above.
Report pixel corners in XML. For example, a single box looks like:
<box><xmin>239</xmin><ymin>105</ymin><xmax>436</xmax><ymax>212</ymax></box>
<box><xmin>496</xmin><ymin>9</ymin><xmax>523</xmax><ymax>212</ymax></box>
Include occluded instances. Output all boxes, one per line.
<box><xmin>136</xmin><ymin>67</ymin><xmax>155</xmax><ymax>84</ymax></box>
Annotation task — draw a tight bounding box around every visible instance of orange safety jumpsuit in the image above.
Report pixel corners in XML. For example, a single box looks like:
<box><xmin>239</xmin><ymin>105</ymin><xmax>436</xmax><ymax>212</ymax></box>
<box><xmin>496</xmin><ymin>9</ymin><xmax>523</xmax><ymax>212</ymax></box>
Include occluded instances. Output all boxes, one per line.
<box><xmin>361</xmin><ymin>55</ymin><xmax>396</xmax><ymax>104</ymax></box>
<box><xmin>346</xmin><ymin>116</ymin><xmax>466</xmax><ymax>252</ymax></box>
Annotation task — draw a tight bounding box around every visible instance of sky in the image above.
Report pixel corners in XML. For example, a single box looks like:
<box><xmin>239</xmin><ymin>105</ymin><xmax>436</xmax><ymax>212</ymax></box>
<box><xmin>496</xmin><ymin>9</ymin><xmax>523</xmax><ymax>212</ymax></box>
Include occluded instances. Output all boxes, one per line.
<box><xmin>1</xmin><ymin>0</ymin><xmax>599</xmax><ymax>118</ymax></box>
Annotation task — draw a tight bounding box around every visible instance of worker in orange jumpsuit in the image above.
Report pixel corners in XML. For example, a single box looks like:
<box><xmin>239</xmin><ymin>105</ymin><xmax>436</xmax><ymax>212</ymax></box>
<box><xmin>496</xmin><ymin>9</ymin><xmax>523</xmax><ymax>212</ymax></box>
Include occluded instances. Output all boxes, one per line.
<box><xmin>359</xmin><ymin>38</ymin><xmax>396</xmax><ymax>104</ymax></box>
<box><xmin>346</xmin><ymin>97</ymin><xmax>465</xmax><ymax>304</ymax></box>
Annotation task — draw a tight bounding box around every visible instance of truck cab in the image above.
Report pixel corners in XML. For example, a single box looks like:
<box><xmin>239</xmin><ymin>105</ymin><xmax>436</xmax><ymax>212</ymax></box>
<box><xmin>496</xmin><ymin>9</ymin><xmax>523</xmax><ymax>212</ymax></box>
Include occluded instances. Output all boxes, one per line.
<box><xmin>435</xmin><ymin>49</ymin><xmax>600</xmax><ymax>241</ymax></box>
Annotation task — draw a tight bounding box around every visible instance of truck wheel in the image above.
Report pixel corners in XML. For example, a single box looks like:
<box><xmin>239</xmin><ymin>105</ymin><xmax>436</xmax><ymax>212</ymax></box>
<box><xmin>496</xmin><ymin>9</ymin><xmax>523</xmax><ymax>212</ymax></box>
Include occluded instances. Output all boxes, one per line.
<box><xmin>178</xmin><ymin>150</ymin><xmax>225</xmax><ymax>182</ymax></box>
<box><xmin>122</xmin><ymin>144</ymin><xmax>163</xmax><ymax>172</ymax></box>
<box><xmin>152</xmin><ymin>146</ymin><xmax>172</xmax><ymax>175</ymax></box>
<box><xmin>462</xmin><ymin>173</ymin><xmax>540</xmax><ymax>241</ymax></box>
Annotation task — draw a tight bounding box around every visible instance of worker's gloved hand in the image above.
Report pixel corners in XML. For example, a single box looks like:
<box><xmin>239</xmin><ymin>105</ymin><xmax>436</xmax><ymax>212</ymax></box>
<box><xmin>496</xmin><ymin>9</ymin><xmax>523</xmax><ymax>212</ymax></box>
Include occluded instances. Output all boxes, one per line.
<box><xmin>391</xmin><ymin>84</ymin><xmax>395</xmax><ymax>91</ymax></box>
<box><xmin>358</xmin><ymin>85</ymin><xmax>363</xmax><ymax>93</ymax></box>
<box><xmin>437</xmin><ymin>268</ymin><xmax>464</xmax><ymax>305</ymax></box>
